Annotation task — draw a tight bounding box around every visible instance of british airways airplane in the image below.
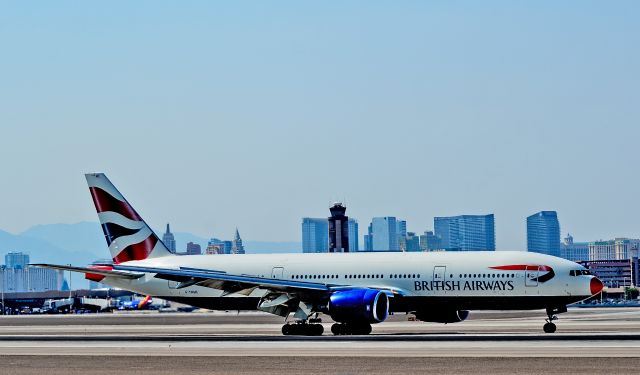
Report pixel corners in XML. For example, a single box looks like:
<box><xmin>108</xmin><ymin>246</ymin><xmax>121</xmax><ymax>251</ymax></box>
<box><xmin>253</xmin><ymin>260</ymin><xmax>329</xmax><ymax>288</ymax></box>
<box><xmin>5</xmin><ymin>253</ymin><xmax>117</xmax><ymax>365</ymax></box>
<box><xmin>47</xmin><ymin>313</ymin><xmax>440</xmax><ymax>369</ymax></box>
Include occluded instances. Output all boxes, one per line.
<box><xmin>36</xmin><ymin>173</ymin><xmax>604</xmax><ymax>336</ymax></box>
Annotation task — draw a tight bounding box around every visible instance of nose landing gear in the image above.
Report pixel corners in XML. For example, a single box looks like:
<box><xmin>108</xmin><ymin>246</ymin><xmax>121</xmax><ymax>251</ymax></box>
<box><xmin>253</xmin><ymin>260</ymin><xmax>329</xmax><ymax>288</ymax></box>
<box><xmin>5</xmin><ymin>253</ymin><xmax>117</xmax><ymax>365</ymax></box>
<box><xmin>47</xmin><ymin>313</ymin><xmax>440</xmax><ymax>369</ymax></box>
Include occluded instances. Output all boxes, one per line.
<box><xmin>543</xmin><ymin>306</ymin><xmax>566</xmax><ymax>333</ymax></box>
<box><xmin>543</xmin><ymin>319</ymin><xmax>557</xmax><ymax>333</ymax></box>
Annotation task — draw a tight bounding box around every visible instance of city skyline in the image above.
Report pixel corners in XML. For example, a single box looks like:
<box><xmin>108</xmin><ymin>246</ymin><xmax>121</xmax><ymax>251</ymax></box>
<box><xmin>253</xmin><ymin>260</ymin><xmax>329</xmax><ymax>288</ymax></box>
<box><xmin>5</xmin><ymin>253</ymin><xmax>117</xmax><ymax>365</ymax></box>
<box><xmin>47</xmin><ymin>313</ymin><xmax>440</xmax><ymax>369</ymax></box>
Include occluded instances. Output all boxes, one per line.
<box><xmin>2</xmin><ymin>206</ymin><xmax>639</xmax><ymax>252</ymax></box>
<box><xmin>1</xmin><ymin>3</ymin><xmax>639</xmax><ymax>251</ymax></box>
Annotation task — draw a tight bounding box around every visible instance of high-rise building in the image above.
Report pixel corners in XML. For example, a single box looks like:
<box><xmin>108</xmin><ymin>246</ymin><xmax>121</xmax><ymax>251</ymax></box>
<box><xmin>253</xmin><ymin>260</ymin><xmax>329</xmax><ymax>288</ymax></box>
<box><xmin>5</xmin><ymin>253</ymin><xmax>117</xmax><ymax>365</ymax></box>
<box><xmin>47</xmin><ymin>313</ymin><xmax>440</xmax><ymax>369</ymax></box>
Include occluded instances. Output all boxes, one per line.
<box><xmin>186</xmin><ymin>242</ymin><xmax>202</xmax><ymax>255</ymax></box>
<box><xmin>232</xmin><ymin>228</ymin><xmax>245</xmax><ymax>254</ymax></box>
<box><xmin>368</xmin><ymin>217</ymin><xmax>400</xmax><ymax>251</ymax></box>
<box><xmin>614</xmin><ymin>238</ymin><xmax>640</xmax><ymax>259</ymax></box>
<box><xmin>560</xmin><ymin>234</ymin><xmax>589</xmax><ymax>262</ymax></box>
<box><xmin>348</xmin><ymin>219</ymin><xmax>359</xmax><ymax>251</ymax></box>
<box><xmin>434</xmin><ymin>214</ymin><xmax>495</xmax><ymax>251</ymax></box>
<box><xmin>588</xmin><ymin>238</ymin><xmax>640</xmax><ymax>261</ymax></box>
<box><xmin>162</xmin><ymin>223</ymin><xmax>176</xmax><ymax>253</ymax></box>
<box><xmin>405</xmin><ymin>232</ymin><xmax>420</xmax><ymax>252</ymax></box>
<box><xmin>1</xmin><ymin>252</ymin><xmax>64</xmax><ymax>292</ymax></box>
<box><xmin>222</xmin><ymin>241</ymin><xmax>233</xmax><ymax>254</ymax></box>
<box><xmin>302</xmin><ymin>217</ymin><xmax>358</xmax><ymax>253</ymax></box>
<box><xmin>302</xmin><ymin>218</ymin><xmax>329</xmax><ymax>253</ymax></box>
<box><xmin>364</xmin><ymin>230</ymin><xmax>372</xmax><ymax>252</ymax></box>
<box><xmin>589</xmin><ymin>240</ymin><xmax>615</xmax><ymax>260</ymax></box>
<box><xmin>579</xmin><ymin>259</ymin><xmax>638</xmax><ymax>288</ymax></box>
<box><xmin>527</xmin><ymin>211</ymin><xmax>560</xmax><ymax>257</ymax></box>
<box><xmin>396</xmin><ymin>220</ymin><xmax>407</xmax><ymax>237</ymax></box>
<box><xmin>419</xmin><ymin>230</ymin><xmax>442</xmax><ymax>251</ymax></box>
<box><xmin>5</xmin><ymin>252</ymin><xmax>29</xmax><ymax>269</ymax></box>
<box><xmin>206</xmin><ymin>237</ymin><xmax>225</xmax><ymax>255</ymax></box>
<box><xmin>396</xmin><ymin>220</ymin><xmax>407</xmax><ymax>251</ymax></box>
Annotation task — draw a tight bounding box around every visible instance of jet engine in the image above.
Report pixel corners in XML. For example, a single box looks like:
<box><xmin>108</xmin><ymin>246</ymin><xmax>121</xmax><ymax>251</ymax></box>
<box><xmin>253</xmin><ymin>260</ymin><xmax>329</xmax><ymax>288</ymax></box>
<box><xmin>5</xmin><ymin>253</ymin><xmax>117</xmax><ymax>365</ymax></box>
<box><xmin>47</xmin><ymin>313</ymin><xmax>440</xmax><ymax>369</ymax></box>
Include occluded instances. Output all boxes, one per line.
<box><xmin>414</xmin><ymin>309</ymin><xmax>469</xmax><ymax>323</ymax></box>
<box><xmin>327</xmin><ymin>289</ymin><xmax>389</xmax><ymax>323</ymax></box>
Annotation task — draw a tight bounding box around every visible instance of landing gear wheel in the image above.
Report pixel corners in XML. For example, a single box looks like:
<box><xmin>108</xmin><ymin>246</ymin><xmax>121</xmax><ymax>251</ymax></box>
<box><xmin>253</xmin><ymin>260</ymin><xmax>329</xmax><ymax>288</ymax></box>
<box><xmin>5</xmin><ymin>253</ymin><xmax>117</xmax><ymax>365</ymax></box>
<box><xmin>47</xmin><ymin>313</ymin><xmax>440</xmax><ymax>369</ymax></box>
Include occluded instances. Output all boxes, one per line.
<box><xmin>331</xmin><ymin>323</ymin><xmax>343</xmax><ymax>335</ymax></box>
<box><xmin>331</xmin><ymin>323</ymin><xmax>372</xmax><ymax>335</ymax></box>
<box><xmin>352</xmin><ymin>323</ymin><xmax>372</xmax><ymax>335</ymax></box>
<box><xmin>282</xmin><ymin>323</ymin><xmax>323</xmax><ymax>336</ymax></box>
<box><xmin>312</xmin><ymin>324</ymin><xmax>324</xmax><ymax>336</ymax></box>
<box><xmin>543</xmin><ymin>322</ymin><xmax>556</xmax><ymax>333</ymax></box>
<box><xmin>282</xmin><ymin>324</ymin><xmax>292</xmax><ymax>335</ymax></box>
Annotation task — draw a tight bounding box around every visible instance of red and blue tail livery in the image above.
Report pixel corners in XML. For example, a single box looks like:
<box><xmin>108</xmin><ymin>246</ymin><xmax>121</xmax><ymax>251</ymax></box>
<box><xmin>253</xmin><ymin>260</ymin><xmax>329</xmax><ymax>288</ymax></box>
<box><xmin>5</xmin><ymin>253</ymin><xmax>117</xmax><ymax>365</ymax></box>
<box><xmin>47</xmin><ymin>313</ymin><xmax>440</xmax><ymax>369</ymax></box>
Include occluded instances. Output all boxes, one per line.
<box><xmin>86</xmin><ymin>173</ymin><xmax>171</xmax><ymax>264</ymax></box>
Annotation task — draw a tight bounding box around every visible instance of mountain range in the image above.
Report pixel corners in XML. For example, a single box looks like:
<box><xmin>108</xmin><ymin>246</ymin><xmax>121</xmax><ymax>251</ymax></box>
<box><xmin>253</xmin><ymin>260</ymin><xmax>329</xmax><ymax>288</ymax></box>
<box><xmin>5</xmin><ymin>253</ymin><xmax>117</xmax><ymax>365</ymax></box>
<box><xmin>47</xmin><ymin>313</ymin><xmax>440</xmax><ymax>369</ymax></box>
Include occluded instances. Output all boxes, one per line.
<box><xmin>0</xmin><ymin>222</ymin><xmax>301</xmax><ymax>288</ymax></box>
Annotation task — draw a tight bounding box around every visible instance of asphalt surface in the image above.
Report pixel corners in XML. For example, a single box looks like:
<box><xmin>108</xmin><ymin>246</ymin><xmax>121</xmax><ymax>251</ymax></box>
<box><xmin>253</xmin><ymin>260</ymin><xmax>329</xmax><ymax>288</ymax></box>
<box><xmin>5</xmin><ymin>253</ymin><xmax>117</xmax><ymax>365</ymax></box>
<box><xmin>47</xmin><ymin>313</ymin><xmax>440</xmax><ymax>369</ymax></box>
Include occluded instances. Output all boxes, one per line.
<box><xmin>0</xmin><ymin>307</ymin><xmax>638</xmax><ymax>374</ymax></box>
<box><xmin>2</xmin><ymin>356</ymin><xmax>640</xmax><ymax>375</ymax></box>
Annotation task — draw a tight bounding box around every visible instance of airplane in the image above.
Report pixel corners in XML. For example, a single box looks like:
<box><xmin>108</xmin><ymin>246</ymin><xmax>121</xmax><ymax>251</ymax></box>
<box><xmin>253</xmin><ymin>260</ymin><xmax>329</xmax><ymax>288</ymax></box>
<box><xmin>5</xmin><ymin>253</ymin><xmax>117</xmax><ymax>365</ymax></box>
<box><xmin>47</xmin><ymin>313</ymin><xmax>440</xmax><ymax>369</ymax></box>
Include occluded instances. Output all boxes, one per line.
<box><xmin>118</xmin><ymin>295</ymin><xmax>152</xmax><ymax>310</ymax></box>
<box><xmin>35</xmin><ymin>173</ymin><xmax>604</xmax><ymax>336</ymax></box>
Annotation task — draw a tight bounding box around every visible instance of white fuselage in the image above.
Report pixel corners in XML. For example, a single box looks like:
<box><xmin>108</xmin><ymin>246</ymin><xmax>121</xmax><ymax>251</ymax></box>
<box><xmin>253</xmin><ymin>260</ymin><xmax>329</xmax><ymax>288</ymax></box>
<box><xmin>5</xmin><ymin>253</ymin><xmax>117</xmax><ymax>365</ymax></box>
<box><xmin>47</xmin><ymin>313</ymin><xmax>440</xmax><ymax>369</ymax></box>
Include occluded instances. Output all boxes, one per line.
<box><xmin>99</xmin><ymin>251</ymin><xmax>595</xmax><ymax>312</ymax></box>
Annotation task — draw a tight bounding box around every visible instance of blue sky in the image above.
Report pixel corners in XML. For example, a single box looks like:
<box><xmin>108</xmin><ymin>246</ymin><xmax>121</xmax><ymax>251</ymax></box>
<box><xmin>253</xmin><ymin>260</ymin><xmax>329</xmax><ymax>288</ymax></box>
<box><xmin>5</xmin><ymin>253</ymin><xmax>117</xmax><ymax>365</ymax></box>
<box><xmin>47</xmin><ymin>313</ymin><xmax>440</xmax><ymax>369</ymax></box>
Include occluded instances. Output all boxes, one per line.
<box><xmin>1</xmin><ymin>1</ymin><xmax>639</xmax><ymax>249</ymax></box>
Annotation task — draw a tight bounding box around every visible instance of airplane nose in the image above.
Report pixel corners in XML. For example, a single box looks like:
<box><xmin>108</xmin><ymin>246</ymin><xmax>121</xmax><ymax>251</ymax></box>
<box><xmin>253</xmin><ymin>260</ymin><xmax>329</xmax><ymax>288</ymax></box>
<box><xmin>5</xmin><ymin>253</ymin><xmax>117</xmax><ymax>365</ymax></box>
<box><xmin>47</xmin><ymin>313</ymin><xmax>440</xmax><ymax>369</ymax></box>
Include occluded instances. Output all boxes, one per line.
<box><xmin>590</xmin><ymin>277</ymin><xmax>604</xmax><ymax>295</ymax></box>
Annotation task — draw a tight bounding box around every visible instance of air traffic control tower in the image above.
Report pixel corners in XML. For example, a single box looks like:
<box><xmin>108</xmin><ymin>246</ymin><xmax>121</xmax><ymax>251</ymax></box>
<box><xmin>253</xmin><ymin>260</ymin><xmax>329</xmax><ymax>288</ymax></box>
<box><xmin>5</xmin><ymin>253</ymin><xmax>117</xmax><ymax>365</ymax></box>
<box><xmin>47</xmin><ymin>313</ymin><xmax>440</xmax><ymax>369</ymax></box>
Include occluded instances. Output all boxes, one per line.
<box><xmin>328</xmin><ymin>203</ymin><xmax>349</xmax><ymax>252</ymax></box>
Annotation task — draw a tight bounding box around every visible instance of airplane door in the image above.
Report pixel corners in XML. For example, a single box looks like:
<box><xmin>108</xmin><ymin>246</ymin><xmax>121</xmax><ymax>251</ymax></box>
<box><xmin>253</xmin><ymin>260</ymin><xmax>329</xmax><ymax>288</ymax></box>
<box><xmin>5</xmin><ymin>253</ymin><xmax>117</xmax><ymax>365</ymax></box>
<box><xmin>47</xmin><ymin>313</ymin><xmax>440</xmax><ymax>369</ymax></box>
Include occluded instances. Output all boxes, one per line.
<box><xmin>271</xmin><ymin>267</ymin><xmax>284</xmax><ymax>280</ymax></box>
<box><xmin>525</xmin><ymin>266</ymin><xmax>539</xmax><ymax>287</ymax></box>
<box><xmin>168</xmin><ymin>280</ymin><xmax>180</xmax><ymax>289</ymax></box>
<box><xmin>433</xmin><ymin>266</ymin><xmax>446</xmax><ymax>282</ymax></box>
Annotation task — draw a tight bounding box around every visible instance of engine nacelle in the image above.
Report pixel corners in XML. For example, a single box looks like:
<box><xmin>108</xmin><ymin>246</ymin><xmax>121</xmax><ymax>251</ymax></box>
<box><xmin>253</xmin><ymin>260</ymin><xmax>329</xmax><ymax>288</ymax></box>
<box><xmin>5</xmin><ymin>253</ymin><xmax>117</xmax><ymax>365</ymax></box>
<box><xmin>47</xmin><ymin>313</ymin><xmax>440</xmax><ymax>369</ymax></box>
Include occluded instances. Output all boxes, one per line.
<box><xmin>328</xmin><ymin>289</ymin><xmax>389</xmax><ymax>324</ymax></box>
<box><xmin>414</xmin><ymin>309</ymin><xmax>469</xmax><ymax>323</ymax></box>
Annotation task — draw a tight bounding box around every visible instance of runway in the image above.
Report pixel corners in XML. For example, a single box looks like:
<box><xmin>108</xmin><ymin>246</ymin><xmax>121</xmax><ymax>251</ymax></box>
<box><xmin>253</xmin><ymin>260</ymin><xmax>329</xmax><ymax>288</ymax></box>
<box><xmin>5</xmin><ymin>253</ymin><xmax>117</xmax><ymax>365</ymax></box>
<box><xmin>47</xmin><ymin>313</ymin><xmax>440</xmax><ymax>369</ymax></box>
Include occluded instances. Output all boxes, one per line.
<box><xmin>0</xmin><ymin>307</ymin><xmax>639</xmax><ymax>374</ymax></box>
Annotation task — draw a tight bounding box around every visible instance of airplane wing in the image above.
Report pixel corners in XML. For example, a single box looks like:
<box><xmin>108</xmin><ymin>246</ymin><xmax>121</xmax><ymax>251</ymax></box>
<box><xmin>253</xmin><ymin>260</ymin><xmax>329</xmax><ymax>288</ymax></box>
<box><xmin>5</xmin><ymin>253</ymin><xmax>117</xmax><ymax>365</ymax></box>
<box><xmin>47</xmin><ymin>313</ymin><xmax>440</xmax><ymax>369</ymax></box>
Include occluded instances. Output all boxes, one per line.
<box><xmin>32</xmin><ymin>264</ymin><xmax>144</xmax><ymax>280</ymax></box>
<box><xmin>112</xmin><ymin>264</ymin><xmax>332</xmax><ymax>295</ymax></box>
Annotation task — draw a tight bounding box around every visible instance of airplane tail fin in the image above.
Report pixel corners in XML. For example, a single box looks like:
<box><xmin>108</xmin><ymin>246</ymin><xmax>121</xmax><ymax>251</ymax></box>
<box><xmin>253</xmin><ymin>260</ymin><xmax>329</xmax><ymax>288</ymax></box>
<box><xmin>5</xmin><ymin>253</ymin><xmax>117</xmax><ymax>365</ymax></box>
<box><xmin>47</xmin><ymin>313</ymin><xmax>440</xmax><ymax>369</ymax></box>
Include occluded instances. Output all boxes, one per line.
<box><xmin>85</xmin><ymin>173</ymin><xmax>174</xmax><ymax>264</ymax></box>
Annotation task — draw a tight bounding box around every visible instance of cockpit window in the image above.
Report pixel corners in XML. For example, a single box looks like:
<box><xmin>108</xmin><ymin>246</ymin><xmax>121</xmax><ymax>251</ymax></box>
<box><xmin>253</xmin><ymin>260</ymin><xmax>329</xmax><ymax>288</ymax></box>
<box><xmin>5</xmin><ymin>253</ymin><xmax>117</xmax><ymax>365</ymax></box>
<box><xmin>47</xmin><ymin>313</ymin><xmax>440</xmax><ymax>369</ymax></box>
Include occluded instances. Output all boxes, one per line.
<box><xmin>570</xmin><ymin>269</ymin><xmax>591</xmax><ymax>276</ymax></box>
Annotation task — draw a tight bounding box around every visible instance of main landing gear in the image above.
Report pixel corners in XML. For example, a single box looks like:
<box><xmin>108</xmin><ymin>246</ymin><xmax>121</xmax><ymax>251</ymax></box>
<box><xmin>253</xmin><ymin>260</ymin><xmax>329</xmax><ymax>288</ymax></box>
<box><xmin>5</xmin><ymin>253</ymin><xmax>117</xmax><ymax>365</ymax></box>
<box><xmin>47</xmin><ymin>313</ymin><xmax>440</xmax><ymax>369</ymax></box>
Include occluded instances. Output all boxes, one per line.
<box><xmin>281</xmin><ymin>319</ymin><xmax>324</xmax><ymax>336</ymax></box>
<box><xmin>542</xmin><ymin>306</ymin><xmax>566</xmax><ymax>333</ymax></box>
<box><xmin>331</xmin><ymin>322</ymin><xmax>372</xmax><ymax>335</ymax></box>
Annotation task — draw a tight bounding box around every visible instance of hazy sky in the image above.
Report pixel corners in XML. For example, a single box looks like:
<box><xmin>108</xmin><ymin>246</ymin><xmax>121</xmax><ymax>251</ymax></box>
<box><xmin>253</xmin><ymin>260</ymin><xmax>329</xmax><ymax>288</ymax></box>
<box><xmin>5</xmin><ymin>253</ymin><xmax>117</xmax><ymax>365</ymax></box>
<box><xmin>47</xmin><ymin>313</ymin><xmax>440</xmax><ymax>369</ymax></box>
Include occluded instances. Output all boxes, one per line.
<box><xmin>1</xmin><ymin>2</ymin><xmax>639</xmax><ymax>250</ymax></box>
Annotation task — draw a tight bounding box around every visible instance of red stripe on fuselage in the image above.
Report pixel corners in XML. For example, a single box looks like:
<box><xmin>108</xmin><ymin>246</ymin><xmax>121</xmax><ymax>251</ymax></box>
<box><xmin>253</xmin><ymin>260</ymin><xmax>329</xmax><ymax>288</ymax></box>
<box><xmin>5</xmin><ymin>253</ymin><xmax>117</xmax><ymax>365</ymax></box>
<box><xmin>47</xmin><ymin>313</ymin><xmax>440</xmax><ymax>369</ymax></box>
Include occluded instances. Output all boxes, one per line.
<box><xmin>113</xmin><ymin>235</ymin><xmax>158</xmax><ymax>264</ymax></box>
<box><xmin>89</xmin><ymin>187</ymin><xmax>141</xmax><ymax>221</ymax></box>
<box><xmin>490</xmin><ymin>264</ymin><xmax>552</xmax><ymax>271</ymax></box>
